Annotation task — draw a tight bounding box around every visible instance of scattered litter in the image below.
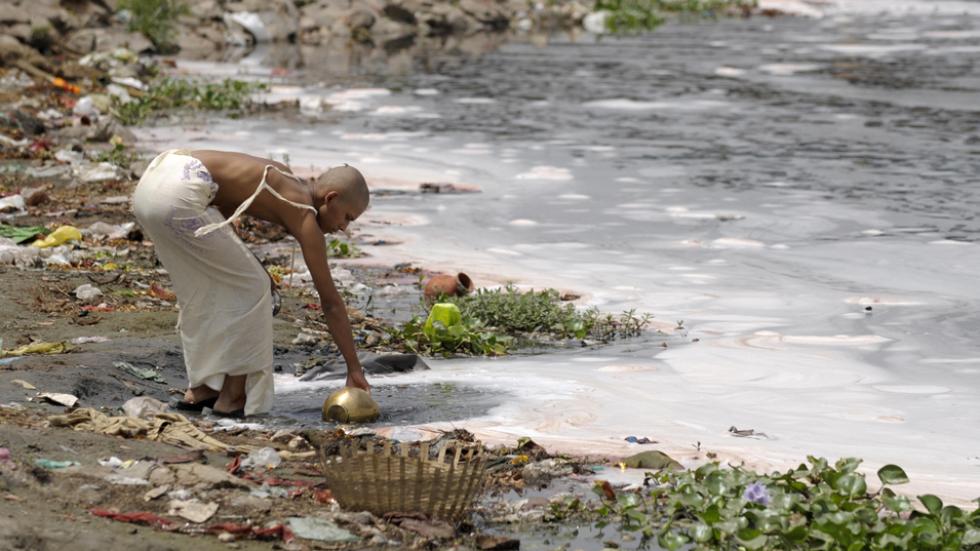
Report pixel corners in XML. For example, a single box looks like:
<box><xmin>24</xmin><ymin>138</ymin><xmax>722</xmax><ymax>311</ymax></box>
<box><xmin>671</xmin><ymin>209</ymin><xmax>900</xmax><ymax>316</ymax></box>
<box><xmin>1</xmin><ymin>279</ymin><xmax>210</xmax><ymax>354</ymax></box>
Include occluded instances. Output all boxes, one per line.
<box><xmin>0</xmin><ymin>448</ymin><xmax>10</xmax><ymax>463</ymax></box>
<box><xmin>624</xmin><ymin>435</ymin><xmax>656</xmax><ymax>444</ymax></box>
<box><xmin>241</xmin><ymin>447</ymin><xmax>282</xmax><ymax>470</ymax></box>
<box><xmin>169</xmin><ymin>499</ymin><xmax>219</xmax><ymax>523</ymax></box>
<box><xmin>522</xmin><ymin>459</ymin><xmax>574</xmax><ymax>486</ymax></box>
<box><xmin>71</xmin><ymin>336</ymin><xmax>110</xmax><ymax>345</ymax></box>
<box><xmin>1</xmin><ymin>341</ymin><xmax>70</xmax><ymax>358</ymax></box>
<box><xmin>90</xmin><ymin>508</ymin><xmax>176</xmax><ymax>529</ymax></box>
<box><xmin>35</xmin><ymin>458</ymin><xmax>80</xmax><ymax>469</ymax></box>
<box><xmin>98</xmin><ymin>456</ymin><xmax>133</xmax><ymax>469</ymax></box>
<box><xmin>148</xmin><ymin>283</ymin><xmax>176</xmax><ymax>301</ymax></box>
<box><xmin>729</xmin><ymin>426</ymin><xmax>770</xmax><ymax>439</ymax></box>
<box><xmin>34</xmin><ymin>392</ymin><xmax>79</xmax><ymax>408</ymax></box>
<box><xmin>122</xmin><ymin>396</ymin><xmax>169</xmax><ymax>419</ymax></box>
<box><xmin>113</xmin><ymin>361</ymin><xmax>167</xmax><ymax>383</ymax></box>
<box><xmin>0</xmin><ymin>224</ymin><xmax>46</xmax><ymax>244</ymax></box>
<box><xmin>105</xmin><ymin>473</ymin><xmax>150</xmax><ymax>486</ymax></box>
<box><xmin>32</xmin><ymin>225</ymin><xmax>81</xmax><ymax>248</ymax></box>
<box><xmin>48</xmin><ymin>408</ymin><xmax>232</xmax><ymax>452</ymax></box>
<box><xmin>0</xmin><ymin>195</ymin><xmax>26</xmax><ymax>214</ymax></box>
<box><xmin>206</xmin><ymin>522</ymin><xmax>294</xmax><ymax>543</ymax></box>
<box><xmin>74</xmin><ymin>283</ymin><xmax>103</xmax><ymax>301</ymax></box>
<box><xmin>286</xmin><ymin>517</ymin><xmax>359</xmax><ymax>543</ymax></box>
<box><xmin>143</xmin><ymin>485</ymin><xmax>170</xmax><ymax>501</ymax></box>
<box><xmin>10</xmin><ymin>379</ymin><xmax>36</xmax><ymax>390</ymax></box>
<box><xmin>291</xmin><ymin>332</ymin><xmax>318</xmax><ymax>345</ymax></box>
<box><xmin>84</xmin><ymin>221</ymin><xmax>134</xmax><ymax>240</ymax></box>
<box><xmin>76</xmin><ymin>162</ymin><xmax>124</xmax><ymax>183</ymax></box>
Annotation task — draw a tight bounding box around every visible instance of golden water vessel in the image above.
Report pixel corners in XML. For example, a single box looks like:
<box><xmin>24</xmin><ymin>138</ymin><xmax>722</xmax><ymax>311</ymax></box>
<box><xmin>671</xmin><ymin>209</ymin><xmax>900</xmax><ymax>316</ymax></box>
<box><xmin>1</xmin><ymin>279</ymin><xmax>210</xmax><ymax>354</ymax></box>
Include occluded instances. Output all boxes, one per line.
<box><xmin>322</xmin><ymin>387</ymin><xmax>380</xmax><ymax>423</ymax></box>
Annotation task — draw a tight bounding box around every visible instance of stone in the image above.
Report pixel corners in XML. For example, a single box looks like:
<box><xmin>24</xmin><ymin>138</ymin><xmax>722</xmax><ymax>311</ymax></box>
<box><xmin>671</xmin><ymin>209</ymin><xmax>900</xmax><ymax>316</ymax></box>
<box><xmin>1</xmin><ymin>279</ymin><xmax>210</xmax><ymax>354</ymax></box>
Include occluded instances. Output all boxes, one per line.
<box><xmin>224</xmin><ymin>0</ymin><xmax>300</xmax><ymax>42</ymax></box>
<box><xmin>0</xmin><ymin>35</ymin><xmax>44</xmax><ymax>67</ymax></box>
<box><xmin>621</xmin><ymin>450</ymin><xmax>682</xmax><ymax>470</ymax></box>
<box><xmin>382</xmin><ymin>4</ymin><xmax>417</xmax><ymax>25</ymax></box>
<box><xmin>347</xmin><ymin>9</ymin><xmax>376</xmax><ymax>31</ymax></box>
<box><xmin>152</xmin><ymin>463</ymin><xmax>252</xmax><ymax>491</ymax></box>
<box><xmin>64</xmin><ymin>28</ymin><xmax>153</xmax><ymax>55</ymax></box>
<box><xmin>477</xmin><ymin>535</ymin><xmax>520</xmax><ymax>550</ymax></box>
<box><xmin>228</xmin><ymin>493</ymin><xmax>273</xmax><ymax>513</ymax></box>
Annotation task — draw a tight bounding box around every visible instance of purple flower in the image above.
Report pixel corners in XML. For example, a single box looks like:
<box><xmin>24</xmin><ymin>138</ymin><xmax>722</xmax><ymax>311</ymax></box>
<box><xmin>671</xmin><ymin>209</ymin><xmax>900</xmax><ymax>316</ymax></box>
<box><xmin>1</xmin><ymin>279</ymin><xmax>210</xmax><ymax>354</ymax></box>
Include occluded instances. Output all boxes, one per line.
<box><xmin>743</xmin><ymin>482</ymin><xmax>771</xmax><ymax>506</ymax></box>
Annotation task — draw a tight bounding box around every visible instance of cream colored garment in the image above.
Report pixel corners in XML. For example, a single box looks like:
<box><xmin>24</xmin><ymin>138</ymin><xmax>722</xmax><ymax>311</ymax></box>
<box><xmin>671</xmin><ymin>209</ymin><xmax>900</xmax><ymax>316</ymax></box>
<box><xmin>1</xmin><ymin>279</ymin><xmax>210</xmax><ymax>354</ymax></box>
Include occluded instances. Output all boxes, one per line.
<box><xmin>132</xmin><ymin>150</ymin><xmax>313</xmax><ymax>415</ymax></box>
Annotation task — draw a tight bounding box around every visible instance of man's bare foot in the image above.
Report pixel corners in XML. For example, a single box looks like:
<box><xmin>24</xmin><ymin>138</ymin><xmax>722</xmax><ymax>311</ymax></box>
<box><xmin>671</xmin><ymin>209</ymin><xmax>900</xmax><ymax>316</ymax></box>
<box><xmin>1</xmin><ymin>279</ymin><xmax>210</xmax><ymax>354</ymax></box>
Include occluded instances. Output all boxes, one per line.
<box><xmin>214</xmin><ymin>374</ymin><xmax>247</xmax><ymax>414</ymax></box>
<box><xmin>183</xmin><ymin>385</ymin><xmax>219</xmax><ymax>404</ymax></box>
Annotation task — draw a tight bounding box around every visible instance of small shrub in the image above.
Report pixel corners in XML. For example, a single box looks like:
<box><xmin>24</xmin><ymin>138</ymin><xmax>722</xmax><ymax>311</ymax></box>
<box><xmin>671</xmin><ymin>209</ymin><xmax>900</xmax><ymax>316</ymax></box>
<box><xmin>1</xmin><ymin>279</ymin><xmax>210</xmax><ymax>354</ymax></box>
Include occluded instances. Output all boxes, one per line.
<box><xmin>117</xmin><ymin>0</ymin><xmax>189</xmax><ymax>52</ymax></box>
<box><xmin>112</xmin><ymin>78</ymin><xmax>266</xmax><ymax>125</ymax></box>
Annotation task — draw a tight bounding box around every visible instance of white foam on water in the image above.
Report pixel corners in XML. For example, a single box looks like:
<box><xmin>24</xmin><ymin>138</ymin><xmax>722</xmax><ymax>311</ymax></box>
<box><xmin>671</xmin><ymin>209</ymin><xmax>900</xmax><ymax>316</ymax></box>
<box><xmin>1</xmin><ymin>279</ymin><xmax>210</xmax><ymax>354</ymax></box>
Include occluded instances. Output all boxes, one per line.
<box><xmin>715</xmin><ymin>66</ymin><xmax>747</xmax><ymax>77</ymax></box>
<box><xmin>758</xmin><ymin>63</ymin><xmax>823</xmax><ymax>75</ymax></box>
<box><xmin>414</xmin><ymin>88</ymin><xmax>440</xmax><ymax>95</ymax></box>
<box><xmin>583</xmin><ymin>98</ymin><xmax>728</xmax><ymax>111</ymax></box>
<box><xmin>515</xmin><ymin>165</ymin><xmax>574</xmax><ymax>181</ymax></box>
<box><xmin>454</xmin><ymin>97</ymin><xmax>497</xmax><ymax>104</ymax></box>
<box><xmin>818</xmin><ymin>43</ymin><xmax>928</xmax><ymax>56</ymax></box>
<box><xmin>508</xmin><ymin>219</ymin><xmax>539</xmax><ymax>226</ymax></box>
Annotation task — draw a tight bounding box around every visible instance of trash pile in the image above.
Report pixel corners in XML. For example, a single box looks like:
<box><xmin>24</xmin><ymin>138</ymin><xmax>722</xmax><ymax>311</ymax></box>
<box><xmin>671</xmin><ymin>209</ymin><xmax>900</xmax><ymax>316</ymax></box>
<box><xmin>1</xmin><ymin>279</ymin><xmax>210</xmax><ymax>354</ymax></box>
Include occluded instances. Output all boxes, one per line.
<box><xmin>0</xmin><ymin>397</ymin><xmax>673</xmax><ymax>548</ymax></box>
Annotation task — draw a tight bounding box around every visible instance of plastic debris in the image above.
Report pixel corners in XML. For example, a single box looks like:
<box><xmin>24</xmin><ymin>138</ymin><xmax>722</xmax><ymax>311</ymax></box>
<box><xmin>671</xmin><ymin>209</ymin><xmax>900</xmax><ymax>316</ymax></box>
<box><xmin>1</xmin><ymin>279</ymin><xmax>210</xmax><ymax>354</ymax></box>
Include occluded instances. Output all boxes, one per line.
<box><xmin>423</xmin><ymin>302</ymin><xmax>462</xmax><ymax>339</ymax></box>
<box><xmin>71</xmin><ymin>336</ymin><xmax>110</xmax><ymax>345</ymax></box>
<box><xmin>32</xmin><ymin>225</ymin><xmax>82</xmax><ymax>248</ymax></box>
<box><xmin>90</xmin><ymin>508</ymin><xmax>176</xmax><ymax>529</ymax></box>
<box><xmin>168</xmin><ymin>499</ymin><xmax>219</xmax><ymax>523</ymax></box>
<box><xmin>98</xmin><ymin>456</ymin><xmax>133</xmax><ymax>468</ymax></box>
<box><xmin>72</xmin><ymin>96</ymin><xmax>100</xmax><ymax>117</ymax></box>
<box><xmin>1</xmin><ymin>341</ymin><xmax>70</xmax><ymax>358</ymax></box>
<box><xmin>35</xmin><ymin>459</ymin><xmax>80</xmax><ymax>469</ymax></box>
<box><xmin>143</xmin><ymin>485</ymin><xmax>170</xmax><ymax>501</ymax></box>
<box><xmin>0</xmin><ymin>195</ymin><xmax>26</xmax><ymax>214</ymax></box>
<box><xmin>113</xmin><ymin>361</ymin><xmax>166</xmax><ymax>383</ymax></box>
<box><xmin>286</xmin><ymin>517</ymin><xmax>359</xmax><ymax>543</ymax></box>
<box><xmin>74</xmin><ymin>283</ymin><xmax>103</xmax><ymax>301</ymax></box>
<box><xmin>34</xmin><ymin>392</ymin><xmax>79</xmax><ymax>408</ymax></box>
<box><xmin>10</xmin><ymin>379</ymin><xmax>36</xmax><ymax>390</ymax></box>
<box><xmin>624</xmin><ymin>435</ymin><xmax>656</xmax><ymax>444</ymax></box>
<box><xmin>0</xmin><ymin>448</ymin><xmax>10</xmax><ymax>463</ymax></box>
<box><xmin>729</xmin><ymin>426</ymin><xmax>770</xmax><ymax>439</ymax></box>
<box><xmin>240</xmin><ymin>447</ymin><xmax>282</xmax><ymax>470</ymax></box>
<box><xmin>122</xmin><ymin>396</ymin><xmax>169</xmax><ymax>419</ymax></box>
<box><xmin>83</xmin><ymin>221</ymin><xmax>134</xmax><ymax>240</ymax></box>
<box><xmin>0</xmin><ymin>224</ymin><xmax>46</xmax><ymax>244</ymax></box>
<box><xmin>76</xmin><ymin>163</ymin><xmax>124</xmax><ymax>183</ymax></box>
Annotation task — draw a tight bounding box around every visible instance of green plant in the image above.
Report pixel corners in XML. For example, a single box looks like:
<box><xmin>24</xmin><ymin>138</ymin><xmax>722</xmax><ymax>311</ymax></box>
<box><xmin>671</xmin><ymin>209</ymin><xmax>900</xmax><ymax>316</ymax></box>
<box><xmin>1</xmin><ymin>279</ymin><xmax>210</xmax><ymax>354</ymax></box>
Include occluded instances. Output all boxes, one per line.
<box><xmin>588</xmin><ymin>456</ymin><xmax>980</xmax><ymax>550</ymax></box>
<box><xmin>385</xmin><ymin>313</ymin><xmax>509</xmax><ymax>357</ymax></box>
<box><xmin>447</xmin><ymin>286</ymin><xmax>592</xmax><ymax>339</ymax></box>
<box><xmin>594</xmin><ymin>0</ymin><xmax>757</xmax><ymax>32</ymax></box>
<box><xmin>112</xmin><ymin>78</ymin><xmax>266</xmax><ymax>125</ymax></box>
<box><xmin>328</xmin><ymin>239</ymin><xmax>361</xmax><ymax>258</ymax></box>
<box><xmin>117</xmin><ymin>0</ymin><xmax>189</xmax><ymax>52</ymax></box>
<box><xmin>94</xmin><ymin>142</ymin><xmax>137</xmax><ymax>168</ymax></box>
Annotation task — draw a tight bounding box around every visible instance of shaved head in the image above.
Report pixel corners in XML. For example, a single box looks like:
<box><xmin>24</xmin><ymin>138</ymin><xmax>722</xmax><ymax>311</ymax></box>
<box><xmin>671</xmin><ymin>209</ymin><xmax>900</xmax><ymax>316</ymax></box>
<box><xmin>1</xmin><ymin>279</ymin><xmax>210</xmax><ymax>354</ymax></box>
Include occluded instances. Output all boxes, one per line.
<box><xmin>314</xmin><ymin>165</ymin><xmax>369</xmax><ymax>212</ymax></box>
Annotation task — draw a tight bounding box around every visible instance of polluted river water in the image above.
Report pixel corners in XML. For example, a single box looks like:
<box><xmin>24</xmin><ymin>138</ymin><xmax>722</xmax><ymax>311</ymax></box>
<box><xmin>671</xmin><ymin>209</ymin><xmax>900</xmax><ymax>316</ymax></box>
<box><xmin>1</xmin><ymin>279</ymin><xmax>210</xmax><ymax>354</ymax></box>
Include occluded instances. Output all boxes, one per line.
<box><xmin>138</xmin><ymin>3</ymin><xmax>980</xmax><ymax>503</ymax></box>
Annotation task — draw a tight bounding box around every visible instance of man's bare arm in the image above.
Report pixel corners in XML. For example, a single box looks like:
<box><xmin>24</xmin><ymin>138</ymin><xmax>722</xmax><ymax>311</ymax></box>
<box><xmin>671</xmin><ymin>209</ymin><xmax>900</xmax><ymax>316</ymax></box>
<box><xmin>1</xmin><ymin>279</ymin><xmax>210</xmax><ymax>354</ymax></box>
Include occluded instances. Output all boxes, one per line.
<box><xmin>289</xmin><ymin>212</ymin><xmax>367</xmax><ymax>388</ymax></box>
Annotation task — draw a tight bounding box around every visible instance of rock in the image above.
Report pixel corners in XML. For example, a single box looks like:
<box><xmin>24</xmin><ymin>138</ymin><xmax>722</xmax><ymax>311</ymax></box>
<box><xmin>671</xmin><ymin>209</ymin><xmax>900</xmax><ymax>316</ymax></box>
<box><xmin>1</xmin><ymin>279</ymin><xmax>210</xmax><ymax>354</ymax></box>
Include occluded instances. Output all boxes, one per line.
<box><xmin>477</xmin><ymin>534</ymin><xmax>520</xmax><ymax>550</ymax></box>
<box><xmin>459</xmin><ymin>0</ymin><xmax>511</xmax><ymax>29</ymax></box>
<box><xmin>621</xmin><ymin>450</ymin><xmax>682</xmax><ymax>470</ymax></box>
<box><xmin>372</xmin><ymin>17</ymin><xmax>416</xmax><ymax>38</ymax></box>
<box><xmin>224</xmin><ymin>0</ymin><xmax>300</xmax><ymax>42</ymax></box>
<box><xmin>397</xmin><ymin>518</ymin><xmax>454</xmax><ymax>539</ymax></box>
<box><xmin>64</xmin><ymin>28</ymin><xmax>153</xmax><ymax>55</ymax></box>
<box><xmin>382</xmin><ymin>4</ymin><xmax>417</xmax><ymax>25</ymax></box>
<box><xmin>0</xmin><ymin>35</ymin><xmax>44</xmax><ymax>69</ymax></box>
<box><xmin>521</xmin><ymin>459</ymin><xmax>573</xmax><ymax>486</ymax></box>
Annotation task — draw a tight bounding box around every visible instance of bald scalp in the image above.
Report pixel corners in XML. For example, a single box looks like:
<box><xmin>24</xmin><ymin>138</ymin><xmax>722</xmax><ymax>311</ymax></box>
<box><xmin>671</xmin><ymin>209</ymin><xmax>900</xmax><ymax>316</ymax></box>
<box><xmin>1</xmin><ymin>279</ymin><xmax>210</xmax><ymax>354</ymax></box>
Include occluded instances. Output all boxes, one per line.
<box><xmin>315</xmin><ymin>165</ymin><xmax>369</xmax><ymax>212</ymax></box>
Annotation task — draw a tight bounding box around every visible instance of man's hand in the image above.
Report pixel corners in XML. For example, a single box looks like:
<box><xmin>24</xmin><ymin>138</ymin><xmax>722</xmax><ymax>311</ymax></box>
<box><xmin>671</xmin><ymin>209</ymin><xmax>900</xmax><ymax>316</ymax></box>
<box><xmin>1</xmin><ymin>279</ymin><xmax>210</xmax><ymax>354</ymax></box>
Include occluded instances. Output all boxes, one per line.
<box><xmin>346</xmin><ymin>369</ymin><xmax>370</xmax><ymax>392</ymax></box>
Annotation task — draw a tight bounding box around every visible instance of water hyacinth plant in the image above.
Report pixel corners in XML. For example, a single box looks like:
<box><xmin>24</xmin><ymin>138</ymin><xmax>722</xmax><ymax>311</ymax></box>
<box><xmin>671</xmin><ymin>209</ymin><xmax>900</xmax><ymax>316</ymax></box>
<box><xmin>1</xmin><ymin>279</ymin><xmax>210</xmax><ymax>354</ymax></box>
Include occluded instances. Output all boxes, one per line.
<box><xmin>585</xmin><ymin>457</ymin><xmax>980</xmax><ymax>550</ymax></box>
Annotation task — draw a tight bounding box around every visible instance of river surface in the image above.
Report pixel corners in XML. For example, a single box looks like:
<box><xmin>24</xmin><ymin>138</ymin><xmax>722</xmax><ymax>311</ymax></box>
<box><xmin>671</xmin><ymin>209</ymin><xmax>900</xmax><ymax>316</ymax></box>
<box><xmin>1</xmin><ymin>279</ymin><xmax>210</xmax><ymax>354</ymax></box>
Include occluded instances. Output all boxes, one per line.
<box><xmin>139</xmin><ymin>3</ymin><xmax>980</xmax><ymax>503</ymax></box>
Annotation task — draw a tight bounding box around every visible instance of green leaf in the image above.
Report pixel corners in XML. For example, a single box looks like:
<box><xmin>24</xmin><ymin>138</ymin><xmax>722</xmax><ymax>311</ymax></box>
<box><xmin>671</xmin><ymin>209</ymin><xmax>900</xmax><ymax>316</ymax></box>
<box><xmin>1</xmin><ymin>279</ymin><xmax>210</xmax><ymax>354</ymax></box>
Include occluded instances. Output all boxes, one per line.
<box><xmin>878</xmin><ymin>464</ymin><xmax>910</xmax><ymax>485</ymax></box>
<box><xmin>736</xmin><ymin>528</ymin><xmax>768</xmax><ymax>550</ymax></box>
<box><xmin>690</xmin><ymin>522</ymin><xmax>712</xmax><ymax>543</ymax></box>
<box><xmin>657</xmin><ymin>531</ymin><xmax>689</xmax><ymax>550</ymax></box>
<box><xmin>919</xmin><ymin>495</ymin><xmax>943</xmax><ymax>516</ymax></box>
<box><xmin>834</xmin><ymin>473</ymin><xmax>868</xmax><ymax>497</ymax></box>
<box><xmin>699</xmin><ymin>504</ymin><xmax>722</xmax><ymax>525</ymax></box>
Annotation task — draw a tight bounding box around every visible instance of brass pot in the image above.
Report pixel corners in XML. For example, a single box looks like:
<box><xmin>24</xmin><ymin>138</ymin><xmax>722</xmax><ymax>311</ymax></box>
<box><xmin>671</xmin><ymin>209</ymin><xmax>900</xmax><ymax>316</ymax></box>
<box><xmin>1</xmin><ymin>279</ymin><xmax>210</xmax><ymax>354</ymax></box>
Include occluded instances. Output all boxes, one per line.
<box><xmin>322</xmin><ymin>387</ymin><xmax>380</xmax><ymax>423</ymax></box>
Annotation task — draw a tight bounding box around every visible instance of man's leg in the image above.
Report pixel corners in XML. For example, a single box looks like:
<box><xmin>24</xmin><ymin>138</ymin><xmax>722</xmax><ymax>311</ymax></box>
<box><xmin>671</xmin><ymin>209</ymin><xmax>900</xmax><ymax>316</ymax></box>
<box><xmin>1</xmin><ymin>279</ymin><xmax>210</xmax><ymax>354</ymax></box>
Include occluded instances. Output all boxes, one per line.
<box><xmin>214</xmin><ymin>374</ymin><xmax>247</xmax><ymax>413</ymax></box>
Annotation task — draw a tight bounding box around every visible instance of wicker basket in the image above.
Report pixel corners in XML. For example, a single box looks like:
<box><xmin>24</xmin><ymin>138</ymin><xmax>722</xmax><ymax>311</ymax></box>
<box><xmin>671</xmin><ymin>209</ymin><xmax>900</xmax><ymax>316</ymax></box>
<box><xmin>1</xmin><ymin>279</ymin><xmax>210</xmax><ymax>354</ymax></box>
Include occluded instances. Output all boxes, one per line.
<box><xmin>319</xmin><ymin>439</ymin><xmax>487</xmax><ymax>521</ymax></box>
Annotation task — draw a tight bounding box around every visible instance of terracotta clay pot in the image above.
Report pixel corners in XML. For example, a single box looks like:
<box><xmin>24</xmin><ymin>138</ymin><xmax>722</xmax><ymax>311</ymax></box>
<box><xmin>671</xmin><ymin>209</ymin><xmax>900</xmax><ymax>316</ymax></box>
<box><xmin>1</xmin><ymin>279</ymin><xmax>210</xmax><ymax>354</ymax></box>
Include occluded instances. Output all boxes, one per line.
<box><xmin>423</xmin><ymin>272</ymin><xmax>474</xmax><ymax>302</ymax></box>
